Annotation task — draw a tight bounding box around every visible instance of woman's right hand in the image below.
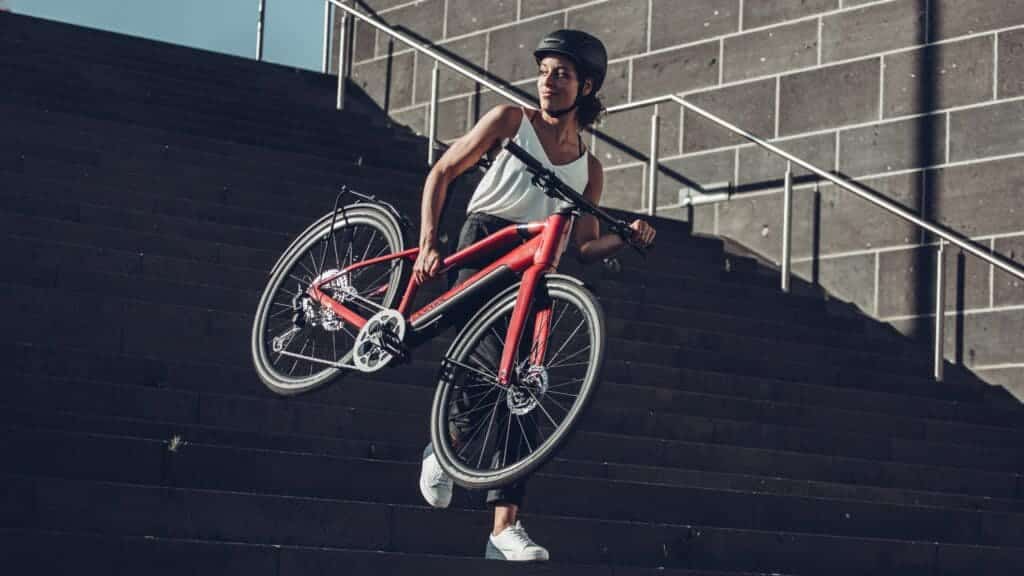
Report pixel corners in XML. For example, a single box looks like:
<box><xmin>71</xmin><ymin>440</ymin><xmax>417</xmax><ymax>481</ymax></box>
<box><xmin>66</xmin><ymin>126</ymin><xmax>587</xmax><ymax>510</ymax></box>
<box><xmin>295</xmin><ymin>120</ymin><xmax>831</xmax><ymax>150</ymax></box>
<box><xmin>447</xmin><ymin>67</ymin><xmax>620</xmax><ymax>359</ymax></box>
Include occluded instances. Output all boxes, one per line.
<box><xmin>413</xmin><ymin>242</ymin><xmax>444</xmax><ymax>284</ymax></box>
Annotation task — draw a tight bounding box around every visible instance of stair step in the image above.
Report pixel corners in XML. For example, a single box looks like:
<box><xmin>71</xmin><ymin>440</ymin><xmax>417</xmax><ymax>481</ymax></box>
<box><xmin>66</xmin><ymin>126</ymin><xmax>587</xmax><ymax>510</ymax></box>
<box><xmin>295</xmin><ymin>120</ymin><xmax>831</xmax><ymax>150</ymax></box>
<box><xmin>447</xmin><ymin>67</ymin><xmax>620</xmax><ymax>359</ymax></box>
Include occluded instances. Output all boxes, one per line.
<box><xmin>4</xmin><ymin>529</ymin><xmax>774</xmax><ymax>576</ymax></box>
<box><xmin>6</xmin><ymin>473</ymin><xmax>1024</xmax><ymax>574</ymax></box>
<box><xmin>7</xmin><ymin>402</ymin><xmax>1023</xmax><ymax>500</ymax></box>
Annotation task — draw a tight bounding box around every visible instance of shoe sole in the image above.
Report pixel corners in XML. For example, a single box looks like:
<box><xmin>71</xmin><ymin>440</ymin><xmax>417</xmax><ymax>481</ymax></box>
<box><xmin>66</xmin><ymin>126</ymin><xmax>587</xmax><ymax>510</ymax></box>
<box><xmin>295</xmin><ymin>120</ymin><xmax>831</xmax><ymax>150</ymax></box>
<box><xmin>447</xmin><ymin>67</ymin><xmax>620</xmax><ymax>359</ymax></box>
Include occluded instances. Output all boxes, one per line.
<box><xmin>485</xmin><ymin>539</ymin><xmax>549</xmax><ymax>562</ymax></box>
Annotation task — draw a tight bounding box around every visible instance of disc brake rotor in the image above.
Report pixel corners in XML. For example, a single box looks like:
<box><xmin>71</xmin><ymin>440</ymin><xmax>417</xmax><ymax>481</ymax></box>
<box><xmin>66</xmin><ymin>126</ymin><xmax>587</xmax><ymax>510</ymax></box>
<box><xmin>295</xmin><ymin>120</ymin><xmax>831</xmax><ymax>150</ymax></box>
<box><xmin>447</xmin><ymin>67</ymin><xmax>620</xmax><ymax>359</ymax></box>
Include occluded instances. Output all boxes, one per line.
<box><xmin>507</xmin><ymin>365</ymin><xmax>549</xmax><ymax>416</ymax></box>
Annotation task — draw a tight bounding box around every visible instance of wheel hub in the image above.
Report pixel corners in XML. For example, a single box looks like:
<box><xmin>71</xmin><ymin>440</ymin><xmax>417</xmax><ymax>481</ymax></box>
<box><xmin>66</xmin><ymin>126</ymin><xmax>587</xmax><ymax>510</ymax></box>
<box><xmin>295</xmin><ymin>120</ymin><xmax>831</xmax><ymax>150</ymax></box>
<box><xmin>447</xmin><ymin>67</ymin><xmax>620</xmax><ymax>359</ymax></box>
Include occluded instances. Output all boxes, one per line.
<box><xmin>507</xmin><ymin>365</ymin><xmax>548</xmax><ymax>416</ymax></box>
<box><xmin>297</xmin><ymin>270</ymin><xmax>357</xmax><ymax>332</ymax></box>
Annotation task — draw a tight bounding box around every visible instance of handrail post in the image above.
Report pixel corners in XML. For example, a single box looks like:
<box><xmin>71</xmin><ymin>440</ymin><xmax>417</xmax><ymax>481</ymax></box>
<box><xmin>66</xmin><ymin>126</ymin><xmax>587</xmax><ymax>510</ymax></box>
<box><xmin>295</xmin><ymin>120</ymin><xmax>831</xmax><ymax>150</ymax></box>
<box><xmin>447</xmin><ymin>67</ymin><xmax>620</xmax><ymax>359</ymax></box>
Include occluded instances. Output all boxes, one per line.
<box><xmin>781</xmin><ymin>161</ymin><xmax>793</xmax><ymax>293</ymax></box>
<box><xmin>427</xmin><ymin>61</ymin><xmax>440</xmax><ymax>165</ymax></box>
<box><xmin>647</xmin><ymin>104</ymin><xmax>660</xmax><ymax>216</ymax></box>
<box><xmin>934</xmin><ymin>240</ymin><xmax>947</xmax><ymax>382</ymax></box>
<box><xmin>336</xmin><ymin>12</ymin><xmax>350</xmax><ymax>110</ymax></box>
<box><xmin>321</xmin><ymin>0</ymin><xmax>332</xmax><ymax>73</ymax></box>
<box><xmin>256</xmin><ymin>0</ymin><xmax>266</xmax><ymax>61</ymax></box>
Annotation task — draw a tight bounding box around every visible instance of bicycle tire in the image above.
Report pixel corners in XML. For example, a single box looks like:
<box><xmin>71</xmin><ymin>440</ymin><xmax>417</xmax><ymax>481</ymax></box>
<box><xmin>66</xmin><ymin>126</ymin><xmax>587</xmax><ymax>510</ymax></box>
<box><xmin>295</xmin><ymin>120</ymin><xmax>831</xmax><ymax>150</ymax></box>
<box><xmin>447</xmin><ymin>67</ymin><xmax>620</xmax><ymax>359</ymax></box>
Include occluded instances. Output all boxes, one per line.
<box><xmin>429</xmin><ymin>274</ymin><xmax>605</xmax><ymax>489</ymax></box>
<box><xmin>251</xmin><ymin>203</ymin><xmax>405</xmax><ymax>395</ymax></box>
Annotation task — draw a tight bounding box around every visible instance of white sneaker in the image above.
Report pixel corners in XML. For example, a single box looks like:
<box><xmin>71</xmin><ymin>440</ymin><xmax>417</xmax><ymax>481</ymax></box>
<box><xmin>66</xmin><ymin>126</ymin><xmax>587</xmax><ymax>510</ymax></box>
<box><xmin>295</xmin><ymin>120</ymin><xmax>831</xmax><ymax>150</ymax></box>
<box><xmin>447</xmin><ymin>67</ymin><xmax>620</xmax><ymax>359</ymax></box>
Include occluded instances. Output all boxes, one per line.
<box><xmin>485</xmin><ymin>521</ymin><xmax>550</xmax><ymax>561</ymax></box>
<box><xmin>418</xmin><ymin>447</ymin><xmax>452</xmax><ymax>508</ymax></box>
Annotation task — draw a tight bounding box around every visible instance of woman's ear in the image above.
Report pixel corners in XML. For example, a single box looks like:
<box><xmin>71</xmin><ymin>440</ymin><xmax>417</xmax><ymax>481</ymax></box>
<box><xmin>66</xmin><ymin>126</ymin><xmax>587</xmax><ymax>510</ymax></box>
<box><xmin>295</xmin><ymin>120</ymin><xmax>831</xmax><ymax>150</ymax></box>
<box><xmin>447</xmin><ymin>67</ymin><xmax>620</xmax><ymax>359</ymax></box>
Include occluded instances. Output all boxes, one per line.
<box><xmin>582</xmin><ymin>78</ymin><xmax>594</xmax><ymax>98</ymax></box>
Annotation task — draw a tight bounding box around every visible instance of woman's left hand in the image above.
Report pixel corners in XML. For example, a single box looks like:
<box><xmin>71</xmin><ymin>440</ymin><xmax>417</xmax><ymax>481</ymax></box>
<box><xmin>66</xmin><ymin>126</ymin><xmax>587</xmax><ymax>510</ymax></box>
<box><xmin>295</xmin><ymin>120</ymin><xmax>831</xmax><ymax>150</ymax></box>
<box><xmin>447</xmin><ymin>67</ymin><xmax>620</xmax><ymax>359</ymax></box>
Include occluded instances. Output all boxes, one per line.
<box><xmin>629</xmin><ymin>219</ymin><xmax>656</xmax><ymax>248</ymax></box>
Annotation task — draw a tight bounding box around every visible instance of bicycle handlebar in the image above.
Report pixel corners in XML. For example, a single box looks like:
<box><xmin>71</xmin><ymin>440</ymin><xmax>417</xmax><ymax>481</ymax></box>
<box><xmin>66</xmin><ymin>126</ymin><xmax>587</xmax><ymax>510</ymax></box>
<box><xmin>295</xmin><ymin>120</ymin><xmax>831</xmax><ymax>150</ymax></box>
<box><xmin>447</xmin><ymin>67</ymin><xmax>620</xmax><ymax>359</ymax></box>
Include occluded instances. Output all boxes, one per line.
<box><xmin>503</xmin><ymin>141</ymin><xmax>649</xmax><ymax>256</ymax></box>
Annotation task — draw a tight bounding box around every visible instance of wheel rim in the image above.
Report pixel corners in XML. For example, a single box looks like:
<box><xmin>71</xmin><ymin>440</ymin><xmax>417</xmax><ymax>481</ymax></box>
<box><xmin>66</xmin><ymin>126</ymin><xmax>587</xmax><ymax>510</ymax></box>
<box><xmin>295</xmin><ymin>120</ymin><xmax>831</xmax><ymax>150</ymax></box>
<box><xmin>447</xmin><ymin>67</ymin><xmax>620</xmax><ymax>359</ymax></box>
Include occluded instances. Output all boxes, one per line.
<box><xmin>255</xmin><ymin>215</ymin><xmax>403</xmax><ymax>388</ymax></box>
<box><xmin>436</xmin><ymin>285</ymin><xmax>600</xmax><ymax>482</ymax></box>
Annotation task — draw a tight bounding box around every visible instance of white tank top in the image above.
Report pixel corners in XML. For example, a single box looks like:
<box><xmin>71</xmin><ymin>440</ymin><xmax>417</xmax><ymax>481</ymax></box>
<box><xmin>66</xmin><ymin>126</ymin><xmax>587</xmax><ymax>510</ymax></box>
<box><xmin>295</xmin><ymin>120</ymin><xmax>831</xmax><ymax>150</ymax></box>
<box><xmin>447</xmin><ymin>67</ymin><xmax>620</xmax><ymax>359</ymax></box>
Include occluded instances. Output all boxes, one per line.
<box><xmin>466</xmin><ymin>109</ymin><xmax>590</xmax><ymax>223</ymax></box>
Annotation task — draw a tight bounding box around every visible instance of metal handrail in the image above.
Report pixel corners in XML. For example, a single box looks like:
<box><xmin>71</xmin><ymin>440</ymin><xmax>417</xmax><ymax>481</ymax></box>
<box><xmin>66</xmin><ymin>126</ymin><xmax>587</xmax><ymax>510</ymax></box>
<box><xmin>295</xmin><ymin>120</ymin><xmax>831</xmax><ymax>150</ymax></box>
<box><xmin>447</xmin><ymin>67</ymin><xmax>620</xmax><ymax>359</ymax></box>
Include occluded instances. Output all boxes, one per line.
<box><xmin>608</xmin><ymin>94</ymin><xmax>1024</xmax><ymax>284</ymax></box>
<box><xmin>318</xmin><ymin>1</ymin><xmax>1024</xmax><ymax>381</ymax></box>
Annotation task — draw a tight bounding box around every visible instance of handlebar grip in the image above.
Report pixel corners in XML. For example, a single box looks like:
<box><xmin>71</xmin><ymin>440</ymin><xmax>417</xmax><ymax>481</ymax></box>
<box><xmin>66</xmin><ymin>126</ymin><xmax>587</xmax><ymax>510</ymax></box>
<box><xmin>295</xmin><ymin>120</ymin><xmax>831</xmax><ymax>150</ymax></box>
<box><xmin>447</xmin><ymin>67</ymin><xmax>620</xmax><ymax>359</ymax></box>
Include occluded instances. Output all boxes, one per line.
<box><xmin>608</xmin><ymin>220</ymin><xmax>648</xmax><ymax>258</ymax></box>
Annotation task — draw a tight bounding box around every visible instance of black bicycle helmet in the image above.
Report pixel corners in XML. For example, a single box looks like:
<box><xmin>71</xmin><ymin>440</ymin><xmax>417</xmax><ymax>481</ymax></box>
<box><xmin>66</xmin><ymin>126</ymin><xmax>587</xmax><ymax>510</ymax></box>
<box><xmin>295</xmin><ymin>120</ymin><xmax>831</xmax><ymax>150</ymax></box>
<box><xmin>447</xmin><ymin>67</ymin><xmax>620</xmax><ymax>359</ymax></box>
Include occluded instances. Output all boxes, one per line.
<box><xmin>534</xmin><ymin>29</ymin><xmax>608</xmax><ymax>117</ymax></box>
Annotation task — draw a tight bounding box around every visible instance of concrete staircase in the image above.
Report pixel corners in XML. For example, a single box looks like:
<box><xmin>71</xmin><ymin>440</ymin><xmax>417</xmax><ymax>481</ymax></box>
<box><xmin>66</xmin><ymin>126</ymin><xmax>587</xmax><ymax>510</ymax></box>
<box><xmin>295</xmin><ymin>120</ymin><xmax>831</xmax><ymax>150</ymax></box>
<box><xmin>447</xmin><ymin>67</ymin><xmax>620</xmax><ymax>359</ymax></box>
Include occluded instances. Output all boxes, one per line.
<box><xmin>2</xmin><ymin>12</ymin><xmax>1023</xmax><ymax>575</ymax></box>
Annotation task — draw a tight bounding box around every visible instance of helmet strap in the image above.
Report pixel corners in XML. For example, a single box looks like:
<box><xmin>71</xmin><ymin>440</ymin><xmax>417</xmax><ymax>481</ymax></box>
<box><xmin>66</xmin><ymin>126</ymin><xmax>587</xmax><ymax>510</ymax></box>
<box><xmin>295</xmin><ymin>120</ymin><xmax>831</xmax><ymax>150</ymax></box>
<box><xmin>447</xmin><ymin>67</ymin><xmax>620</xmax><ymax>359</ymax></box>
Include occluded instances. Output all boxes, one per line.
<box><xmin>548</xmin><ymin>101</ymin><xmax>578</xmax><ymax>118</ymax></box>
<box><xmin>546</xmin><ymin>83</ymin><xmax>584</xmax><ymax>118</ymax></box>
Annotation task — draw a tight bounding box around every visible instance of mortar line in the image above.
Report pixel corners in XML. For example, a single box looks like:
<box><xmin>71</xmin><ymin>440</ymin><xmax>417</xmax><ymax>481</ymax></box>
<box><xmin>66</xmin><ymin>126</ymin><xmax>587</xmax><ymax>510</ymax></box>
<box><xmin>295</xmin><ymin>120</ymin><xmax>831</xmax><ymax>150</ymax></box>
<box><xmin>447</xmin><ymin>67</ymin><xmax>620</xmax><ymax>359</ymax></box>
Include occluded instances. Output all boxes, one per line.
<box><xmin>945</xmin><ymin>112</ymin><xmax>951</xmax><ymax>163</ymax></box>
<box><xmin>833</xmin><ymin>131</ymin><xmax>841</xmax><ymax>171</ymax></box>
<box><xmin>817</xmin><ymin>17</ymin><xmax>823</xmax><ymax>65</ymax></box>
<box><xmin>990</xmin><ymin>238</ymin><xmax>996</xmax><ymax>309</ymax></box>
<box><xmin>878</xmin><ymin>56</ymin><xmax>886</xmax><ymax>120</ymax></box>
<box><xmin>788</xmin><ymin>231</ymin><xmax>1024</xmax><ymax>263</ymax></box>
<box><xmin>718</xmin><ymin>38</ymin><xmax>725</xmax><ymax>85</ymax></box>
<box><xmin>599</xmin><ymin>147</ymin><xmax>1024</xmax><ymax>185</ymax></box>
<box><xmin>973</xmin><ymin>363</ymin><xmax>1024</xmax><ymax>371</ymax></box>
<box><xmin>483</xmin><ymin>31</ymin><xmax>490</xmax><ymax>73</ymax></box>
<box><xmin>516</xmin><ymin>0</ymin><xmax>522</xmax><ymax>21</ymax></box>
<box><xmin>993</xmin><ymin>32</ymin><xmax>1000</xmax><ymax>100</ymax></box>
<box><xmin>675</xmin><ymin>104</ymin><xmax>684</xmax><ymax>155</ymax></box>
<box><xmin>733</xmin><ymin>146</ymin><xmax>740</xmax><ymax>188</ymax></box>
<box><xmin>647</xmin><ymin>0</ymin><xmax>654</xmax><ymax>52</ymax></box>
<box><xmin>882</xmin><ymin>303</ymin><xmax>1024</xmax><ymax>322</ymax></box>
<box><xmin>834</xmin><ymin>128</ymin><xmax>842</xmax><ymax>172</ymax></box>
<box><xmin>369</xmin><ymin>6</ymin><xmax>1024</xmax><ymax>66</ymax></box>
<box><xmin>628</xmin><ymin>57</ymin><xmax>635</xmax><ymax>102</ymax></box>
<box><xmin>366</xmin><ymin>25</ymin><xmax>1024</xmax><ymax>103</ymax></box>
<box><xmin>442</xmin><ymin>0</ymin><xmax>449</xmax><ymax>38</ymax></box>
<box><xmin>738</xmin><ymin>0</ymin><xmax>744</xmax><ymax>30</ymax></box>
<box><xmin>874</xmin><ymin>252</ymin><xmax>881</xmax><ymax>316</ymax></box>
<box><xmin>774</xmin><ymin>76</ymin><xmax>781</xmax><ymax>138</ymax></box>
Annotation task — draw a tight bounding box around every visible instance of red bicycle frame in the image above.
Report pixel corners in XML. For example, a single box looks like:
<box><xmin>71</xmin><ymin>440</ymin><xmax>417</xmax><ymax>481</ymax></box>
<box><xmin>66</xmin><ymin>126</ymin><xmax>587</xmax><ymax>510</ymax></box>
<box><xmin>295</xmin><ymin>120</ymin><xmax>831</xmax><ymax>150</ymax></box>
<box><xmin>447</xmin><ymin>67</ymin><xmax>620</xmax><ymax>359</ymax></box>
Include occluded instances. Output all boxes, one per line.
<box><xmin>306</xmin><ymin>211</ymin><xmax>575</xmax><ymax>386</ymax></box>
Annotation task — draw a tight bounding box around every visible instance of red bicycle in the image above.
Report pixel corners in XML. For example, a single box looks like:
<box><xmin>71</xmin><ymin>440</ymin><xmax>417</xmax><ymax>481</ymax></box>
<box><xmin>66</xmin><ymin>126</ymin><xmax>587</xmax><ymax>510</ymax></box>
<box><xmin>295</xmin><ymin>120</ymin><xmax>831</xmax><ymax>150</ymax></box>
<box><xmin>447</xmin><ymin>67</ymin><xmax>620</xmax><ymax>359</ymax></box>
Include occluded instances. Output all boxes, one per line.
<box><xmin>252</xmin><ymin>142</ymin><xmax>646</xmax><ymax>489</ymax></box>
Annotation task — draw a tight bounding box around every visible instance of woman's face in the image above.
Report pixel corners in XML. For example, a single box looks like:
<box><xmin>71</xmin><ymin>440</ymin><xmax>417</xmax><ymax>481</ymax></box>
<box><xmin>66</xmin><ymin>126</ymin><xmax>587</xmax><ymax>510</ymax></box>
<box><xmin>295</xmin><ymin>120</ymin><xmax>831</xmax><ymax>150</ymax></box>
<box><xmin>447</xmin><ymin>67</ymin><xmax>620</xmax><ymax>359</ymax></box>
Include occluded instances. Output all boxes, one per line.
<box><xmin>536</xmin><ymin>55</ymin><xmax>591</xmax><ymax>114</ymax></box>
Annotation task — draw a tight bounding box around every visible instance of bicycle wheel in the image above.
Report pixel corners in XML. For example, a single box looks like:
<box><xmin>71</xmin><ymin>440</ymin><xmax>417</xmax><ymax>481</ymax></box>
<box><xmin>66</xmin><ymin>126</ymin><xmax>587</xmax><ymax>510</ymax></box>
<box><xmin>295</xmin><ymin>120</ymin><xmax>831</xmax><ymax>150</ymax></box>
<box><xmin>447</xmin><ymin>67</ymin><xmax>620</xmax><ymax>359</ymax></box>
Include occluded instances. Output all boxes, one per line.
<box><xmin>430</xmin><ymin>274</ymin><xmax>604</xmax><ymax>489</ymax></box>
<box><xmin>252</xmin><ymin>204</ymin><xmax>406</xmax><ymax>395</ymax></box>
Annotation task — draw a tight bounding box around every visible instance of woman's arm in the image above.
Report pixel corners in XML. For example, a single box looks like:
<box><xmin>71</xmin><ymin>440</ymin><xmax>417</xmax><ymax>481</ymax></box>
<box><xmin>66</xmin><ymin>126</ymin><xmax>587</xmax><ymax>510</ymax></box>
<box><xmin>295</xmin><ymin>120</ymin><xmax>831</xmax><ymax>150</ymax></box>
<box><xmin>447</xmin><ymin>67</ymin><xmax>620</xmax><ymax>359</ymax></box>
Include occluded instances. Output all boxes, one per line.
<box><xmin>413</xmin><ymin>105</ymin><xmax>523</xmax><ymax>283</ymax></box>
<box><xmin>573</xmin><ymin>154</ymin><xmax>656</xmax><ymax>263</ymax></box>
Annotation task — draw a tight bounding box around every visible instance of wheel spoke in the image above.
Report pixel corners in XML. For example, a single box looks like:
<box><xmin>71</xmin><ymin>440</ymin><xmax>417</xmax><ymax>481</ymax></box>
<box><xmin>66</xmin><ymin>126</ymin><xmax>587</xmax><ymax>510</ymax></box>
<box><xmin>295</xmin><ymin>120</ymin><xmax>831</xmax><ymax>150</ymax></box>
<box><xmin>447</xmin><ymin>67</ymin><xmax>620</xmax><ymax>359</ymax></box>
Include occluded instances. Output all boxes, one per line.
<box><xmin>548</xmin><ymin>345</ymin><xmax>590</xmax><ymax>369</ymax></box>
<box><xmin>445</xmin><ymin>357</ymin><xmax>500</xmax><ymax>385</ymax></box>
<box><xmin>522</xmin><ymin>385</ymin><xmax>559</xmax><ymax>429</ymax></box>
<box><xmin>474</xmin><ymin>386</ymin><xmax>504</xmax><ymax>469</ymax></box>
<box><xmin>501</xmin><ymin>408</ymin><xmax>513</xmax><ymax>467</ymax></box>
<box><xmin>547</xmin><ymin>317</ymin><xmax>586</xmax><ymax>367</ymax></box>
<box><xmin>514</xmin><ymin>413</ymin><xmax>534</xmax><ymax>454</ymax></box>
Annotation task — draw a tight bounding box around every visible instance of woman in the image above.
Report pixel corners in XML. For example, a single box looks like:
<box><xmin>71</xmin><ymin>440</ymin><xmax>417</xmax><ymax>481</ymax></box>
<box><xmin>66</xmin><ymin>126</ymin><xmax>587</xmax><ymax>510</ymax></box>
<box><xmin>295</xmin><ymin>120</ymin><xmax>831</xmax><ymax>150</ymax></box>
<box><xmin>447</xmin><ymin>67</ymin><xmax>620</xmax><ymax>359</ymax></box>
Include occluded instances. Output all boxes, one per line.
<box><xmin>415</xmin><ymin>29</ymin><xmax>656</xmax><ymax>562</ymax></box>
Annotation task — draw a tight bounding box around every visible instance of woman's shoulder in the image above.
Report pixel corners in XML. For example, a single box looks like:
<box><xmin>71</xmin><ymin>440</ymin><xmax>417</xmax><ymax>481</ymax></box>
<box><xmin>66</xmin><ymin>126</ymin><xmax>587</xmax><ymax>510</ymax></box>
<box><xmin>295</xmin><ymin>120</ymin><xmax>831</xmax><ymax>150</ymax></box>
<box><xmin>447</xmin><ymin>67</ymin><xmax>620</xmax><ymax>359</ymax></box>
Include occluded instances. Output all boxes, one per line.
<box><xmin>486</xmin><ymin>104</ymin><xmax>527</xmax><ymax>129</ymax></box>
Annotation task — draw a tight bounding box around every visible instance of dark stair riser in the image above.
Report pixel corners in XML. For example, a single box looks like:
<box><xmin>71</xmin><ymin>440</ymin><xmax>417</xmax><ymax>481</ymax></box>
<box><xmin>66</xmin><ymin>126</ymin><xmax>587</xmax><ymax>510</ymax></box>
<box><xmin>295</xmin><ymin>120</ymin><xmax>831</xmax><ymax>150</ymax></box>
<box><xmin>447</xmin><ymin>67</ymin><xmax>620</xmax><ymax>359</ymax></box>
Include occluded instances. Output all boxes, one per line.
<box><xmin>4</xmin><ymin>530</ymin><xmax>776</xmax><ymax>576</ymax></box>
<box><xmin>5</xmin><ymin>474</ymin><xmax>1024</xmax><ymax>575</ymax></box>
<box><xmin>4</xmin><ymin>295</ymin><xmax>966</xmax><ymax>403</ymax></box>
<box><xmin>7</xmin><ymin>336</ymin><xmax>1010</xmax><ymax>431</ymax></box>
<box><xmin>14</xmin><ymin>369</ymin><xmax>1022</xmax><ymax>448</ymax></box>
<box><xmin>9</xmin><ymin>373</ymin><xmax>1021</xmax><ymax>470</ymax></box>
<box><xmin>7</xmin><ymin>407</ymin><xmax>1021</xmax><ymax>500</ymax></box>
<box><xmin>6</xmin><ymin>431</ymin><xmax>1024</xmax><ymax>547</ymax></box>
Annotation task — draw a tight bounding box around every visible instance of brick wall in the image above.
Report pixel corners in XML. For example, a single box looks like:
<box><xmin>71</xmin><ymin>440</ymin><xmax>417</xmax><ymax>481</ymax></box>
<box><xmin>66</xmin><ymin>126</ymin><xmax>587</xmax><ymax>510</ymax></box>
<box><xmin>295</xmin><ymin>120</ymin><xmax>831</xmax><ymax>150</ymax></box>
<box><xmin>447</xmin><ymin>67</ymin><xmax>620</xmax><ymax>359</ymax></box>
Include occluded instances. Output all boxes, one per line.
<box><xmin>333</xmin><ymin>0</ymin><xmax>1024</xmax><ymax>395</ymax></box>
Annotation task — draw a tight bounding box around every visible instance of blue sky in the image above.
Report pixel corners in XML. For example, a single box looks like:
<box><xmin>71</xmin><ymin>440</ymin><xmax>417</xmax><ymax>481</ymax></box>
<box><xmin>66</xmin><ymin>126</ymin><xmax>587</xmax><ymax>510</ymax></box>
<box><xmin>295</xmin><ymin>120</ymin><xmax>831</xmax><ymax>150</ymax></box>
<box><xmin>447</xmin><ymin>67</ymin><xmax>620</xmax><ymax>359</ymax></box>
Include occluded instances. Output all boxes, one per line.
<box><xmin>10</xmin><ymin>0</ymin><xmax>324</xmax><ymax>70</ymax></box>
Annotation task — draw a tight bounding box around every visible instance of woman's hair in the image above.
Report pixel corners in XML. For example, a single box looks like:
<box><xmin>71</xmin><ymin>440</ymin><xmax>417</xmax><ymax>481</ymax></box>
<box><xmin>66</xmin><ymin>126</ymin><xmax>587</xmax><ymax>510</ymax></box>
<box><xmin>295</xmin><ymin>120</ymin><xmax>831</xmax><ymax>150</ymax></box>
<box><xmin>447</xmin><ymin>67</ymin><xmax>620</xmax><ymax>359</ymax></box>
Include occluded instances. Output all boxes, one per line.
<box><xmin>576</xmin><ymin>93</ymin><xmax>606</xmax><ymax>129</ymax></box>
